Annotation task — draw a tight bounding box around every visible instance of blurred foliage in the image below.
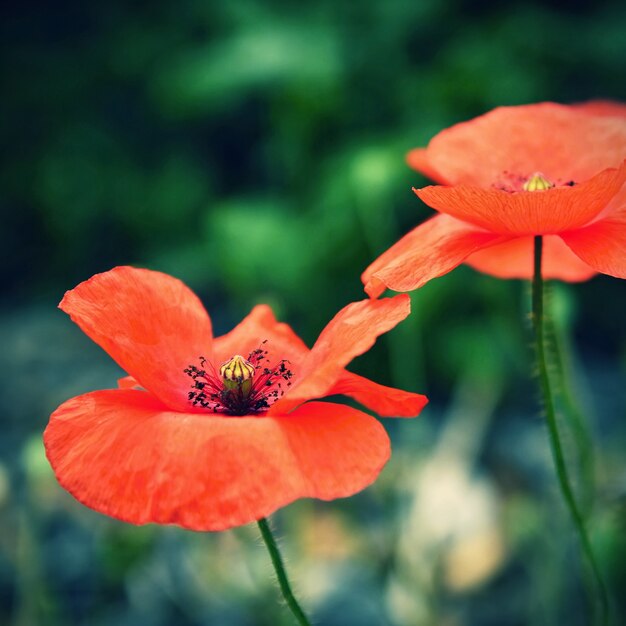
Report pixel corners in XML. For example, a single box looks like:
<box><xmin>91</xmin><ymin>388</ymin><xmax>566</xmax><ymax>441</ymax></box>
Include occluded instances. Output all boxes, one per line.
<box><xmin>1</xmin><ymin>0</ymin><xmax>626</xmax><ymax>625</ymax></box>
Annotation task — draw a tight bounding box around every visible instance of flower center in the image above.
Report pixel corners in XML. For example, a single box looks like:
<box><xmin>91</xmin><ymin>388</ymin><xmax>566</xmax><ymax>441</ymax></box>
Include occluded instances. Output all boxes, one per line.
<box><xmin>492</xmin><ymin>171</ymin><xmax>575</xmax><ymax>193</ymax></box>
<box><xmin>184</xmin><ymin>342</ymin><xmax>293</xmax><ymax>416</ymax></box>
<box><xmin>522</xmin><ymin>172</ymin><xmax>554</xmax><ymax>192</ymax></box>
<box><xmin>220</xmin><ymin>354</ymin><xmax>255</xmax><ymax>395</ymax></box>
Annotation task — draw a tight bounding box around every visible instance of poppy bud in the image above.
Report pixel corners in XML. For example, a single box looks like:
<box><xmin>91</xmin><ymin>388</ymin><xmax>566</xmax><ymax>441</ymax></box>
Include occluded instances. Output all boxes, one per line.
<box><xmin>220</xmin><ymin>355</ymin><xmax>255</xmax><ymax>395</ymax></box>
<box><xmin>523</xmin><ymin>173</ymin><xmax>554</xmax><ymax>191</ymax></box>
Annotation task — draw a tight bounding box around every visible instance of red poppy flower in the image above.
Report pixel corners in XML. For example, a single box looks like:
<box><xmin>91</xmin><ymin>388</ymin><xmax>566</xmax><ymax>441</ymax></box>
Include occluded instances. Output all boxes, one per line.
<box><xmin>44</xmin><ymin>267</ymin><xmax>427</xmax><ymax>531</ymax></box>
<box><xmin>363</xmin><ymin>102</ymin><xmax>626</xmax><ymax>297</ymax></box>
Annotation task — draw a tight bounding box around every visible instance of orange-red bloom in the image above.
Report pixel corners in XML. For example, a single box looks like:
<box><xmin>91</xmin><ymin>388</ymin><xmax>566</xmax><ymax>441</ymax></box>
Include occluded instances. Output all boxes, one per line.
<box><xmin>363</xmin><ymin>102</ymin><xmax>626</xmax><ymax>297</ymax></box>
<box><xmin>44</xmin><ymin>267</ymin><xmax>427</xmax><ymax>531</ymax></box>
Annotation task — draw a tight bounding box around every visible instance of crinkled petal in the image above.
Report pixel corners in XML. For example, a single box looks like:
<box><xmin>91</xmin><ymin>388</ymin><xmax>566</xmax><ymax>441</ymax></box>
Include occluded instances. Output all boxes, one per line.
<box><xmin>327</xmin><ymin>371</ymin><xmax>428</xmax><ymax>417</ymax></box>
<box><xmin>465</xmin><ymin>235</ymin><xmax>596</xmax><ymax>281</ymax></box>
<box><xmin>361</xmin><ymin>214</ymin><xmax>508</xmax><ymax>298</ymax></box>
<box><xmin>561</xmin><ymin>213</ymin><xmax>626</xmax><ymax>279</ymax></box>
<box><xmin>426</xmin><ymin>102</ymin><xmax>626</xmax><ymax>186</ymax></box>
<box><xmin>406</xmin><ymin>148</ymin><xmax>449</xmax><ymax>184</ymax></box>
<box><xmin>60</xmin><ymin>267</ymin><xmax>213</xmax><ymax>411</ymax></box>
<box><xmin>271</xmin><ymin>295</ymin><xmax>412</xmax><ymax>413</ymax></box>
<box><xmin>415</xmin><ymin>161</ymin><xmax>626</xmax><ymax>235</ymax></box>
<box><xmin>213</xmin><ymin>304</ymin><xmax>309</xmax><ymax>367</ymax></box>
<box><xmin>44</xmin><ymin>390</ymin><xmax>390</xmax><ymax>531</ymax></box>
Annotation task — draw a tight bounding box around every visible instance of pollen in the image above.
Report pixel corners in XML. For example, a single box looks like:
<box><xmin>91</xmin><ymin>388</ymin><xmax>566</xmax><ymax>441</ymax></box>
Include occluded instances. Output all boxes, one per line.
<box><xmin>523</xmin><ymin>172</ymin><xmax>554</xmax><ymax>192</ymax></box>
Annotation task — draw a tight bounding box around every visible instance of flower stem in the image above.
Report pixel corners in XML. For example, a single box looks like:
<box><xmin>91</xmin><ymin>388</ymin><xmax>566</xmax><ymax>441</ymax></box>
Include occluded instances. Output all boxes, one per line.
<box><xmin>257</xmin><ymin>517</ymin><xmax>312</xmax><ymax>626</ymax></box>
<box><xmin>531</xmin><ymin>235</ymin><xmax>609</xmax><ymax>626</ymax></box>
<box><xmin>545</xmin><ymin>312</ymin><xmax>596</xmax><ymax>513</ymax></box>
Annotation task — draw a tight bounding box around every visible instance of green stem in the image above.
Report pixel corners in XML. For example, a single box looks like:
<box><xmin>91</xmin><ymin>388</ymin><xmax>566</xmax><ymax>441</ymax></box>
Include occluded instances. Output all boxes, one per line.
<box><xmin>545</xmin><ymin>313</ymin><xmax>596</xmax><ymax>513</ymax></box>
<box><xmin>532</xmin><ymin>236</ymin><xmax>609</xmax><ymax>626</ymax></box>
<box><xmin>257</xmin><ymin>517</ymin><xmax>312</xmax><ymax>626</ymax></box>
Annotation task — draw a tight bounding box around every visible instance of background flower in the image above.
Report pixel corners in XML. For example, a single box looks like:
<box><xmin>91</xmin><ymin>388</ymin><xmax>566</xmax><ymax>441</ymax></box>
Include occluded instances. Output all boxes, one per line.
<box><xmin>363</xmin><ymin>103</ymin><xmax>626</xmax><ymax>297</ymax></box>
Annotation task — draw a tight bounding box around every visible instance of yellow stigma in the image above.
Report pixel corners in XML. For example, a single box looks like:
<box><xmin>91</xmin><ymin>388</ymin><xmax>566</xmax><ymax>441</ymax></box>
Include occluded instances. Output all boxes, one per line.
<box><xmin>220</xmin><ymin>355</ymin><xmax>255</xmax><ymax>394</ymax></box>
<box><xmin>523</xmin><ymin>172</ymin><xmax>554</xmax><ymax>192</ymax></box>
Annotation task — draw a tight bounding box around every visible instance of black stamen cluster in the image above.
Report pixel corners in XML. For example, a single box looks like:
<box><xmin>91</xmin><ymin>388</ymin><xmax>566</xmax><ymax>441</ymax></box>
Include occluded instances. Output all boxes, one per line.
<box><xmin>184</xmin><ymin>342</ymin><xmax>293</xmax><ymax>416</ymax></box>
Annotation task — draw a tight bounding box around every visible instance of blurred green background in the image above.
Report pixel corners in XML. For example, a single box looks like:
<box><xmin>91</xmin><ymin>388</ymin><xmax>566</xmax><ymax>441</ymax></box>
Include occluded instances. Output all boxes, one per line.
<box><xmin>2</xmin><ymin>1</ymin><xmax>626</xmax><ymax>625</ymax></box>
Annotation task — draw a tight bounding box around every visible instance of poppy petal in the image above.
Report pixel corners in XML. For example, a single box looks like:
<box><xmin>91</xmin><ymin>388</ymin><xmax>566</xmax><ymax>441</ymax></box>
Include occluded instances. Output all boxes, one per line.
<box><xmin>327</xmin><ymin>371</ymin><xmax>428</xmax><ymax>417</ymax></box>
<box><xmin>117</xmin><ymin>375</ymin><xmax>141</xmax><ymax>390</ymax></box>
<box><xmin>361</xmin><ymin>214</ymin><xmax>507</xmax><ymax>298</ymax></box>
<box><xmin>271</xmin><ymin>295</ymin><xmax>413</xmax><ymax>413</ymax></box>
<box><xmin>575</xmin><ymin>100</ymin><xmax>626</xmax><ymax>118</ymax></box>
<box><xmin>426</xmin><ymin>102</ymin><xmax>626</xmax><ymax>186</ymax></box>
<box><xmin>60</xmin><ymin>267</ymin><xmax>213</xmax><ymax>412</ymax></box>
<box><xmin>415</xmin><ymin>161</ymin><xmax>626</xmax><ymax>236</ymax></box>
<box><xmin>213</xmin><ymin>304</ymin><xmax>309</xmax><ymax>366</ymax></box>
<box><xmin>465</xmin><ymin>235</ymin><xmax>596</xmax><ymax>281</ymax></box>
<box><xmin>560</xmin><ymin>212</ymin><xmax>626</xmax><ymax>279</ymax></box>
<box><xmin>595</xmin><ymin>181</ymin><xmax>626</xmax><ymax>221</ymax></box>
<box><xmin>44</xmin><ymin>390</ymin><xmax>390</xmax><ymax>531</ymax></box>
<box><xmin>406</xmin><ymin>148</ymin><xmax>449</xmax><ymax>184</ymax></box>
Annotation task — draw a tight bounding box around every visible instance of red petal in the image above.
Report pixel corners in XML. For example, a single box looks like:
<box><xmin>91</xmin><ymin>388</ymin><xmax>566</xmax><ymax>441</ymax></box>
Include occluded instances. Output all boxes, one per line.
<box><xmin>60</xmin><ymin>267</ymin><xmax>213</xmax><ymax>412</ymax></box>
<box><xmin>406</xmin><ymin>148</ymin><xmax>449</xmax><ymax>184</ymax></box>
<box><xmin>561</xmin><ymin>211</ymin><xmax>626</xmax><ymax>279</ymax></box>
<box><xmin>415</xmin><ymin>161</ymin><xmax>626</xmax><ymax>235</ymax></box>
<box><xmin>595</xmin><ymin>181</ymin><xmax>626</xmax><ymax>221</ymax></box>
<box><xmin>465</xmin><ymin>235</ymin><xmax>596</xmax><ymax>281</ymax></box>
<box><xmin>426</xmin><ymin>102</ymin><xmax>626</xmax><ymax>186</ymax></box>
<box><xmin>575</xmin><ymin>100</ymin><xmax>626</xmax><ymax>118</ymax></box>
<box><xmin>44</xmin><ymin>390</ymin><xmax>390</xmax><ymax>531</ymax></box>
<box><xmin>271</xmin><ymin>295</ymin><xmax>413</xmax><ymax>413</ymax></box>
<box><xmin>361</xmin><ymin>214</ymin><xmax>507</xmax><ymax>297</ymax></box>
<box><xmin>327</xmin><ymin>371</ymin><xmax>428</xmax><ymax>417</ymax></box>
<box><xmin>117</xmin><ymin>375</ymin><xmax>140</xmax><ymax>390</ymax></box>
<box><xmin>213</xmin><ymin>304</ymin><xmax>309</xmax><ymax>366</ymax></box>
